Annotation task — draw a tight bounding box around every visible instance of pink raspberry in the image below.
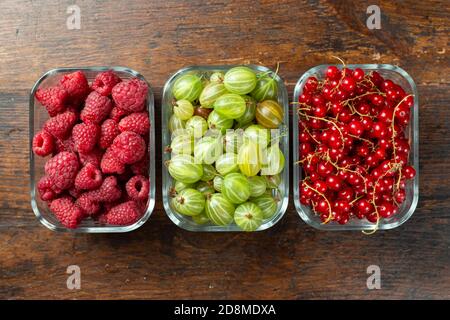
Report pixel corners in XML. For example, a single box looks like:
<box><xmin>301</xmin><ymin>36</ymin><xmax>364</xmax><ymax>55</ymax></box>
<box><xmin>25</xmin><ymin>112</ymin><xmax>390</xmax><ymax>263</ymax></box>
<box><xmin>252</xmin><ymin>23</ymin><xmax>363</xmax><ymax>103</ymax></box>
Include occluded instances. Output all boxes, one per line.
<box><xmin>92</xmin><ymin>71</ymin><xmax>122</xmax><ymax>96</ymax></box>
<box><xmin>60</xmin><ymin>71</ymin><xmax>90</xmax><ymax>104</ymax></box>
<box><xmin>105</xmin><ymin>201</ymin><xmax>141</xmax><ymax>225</ymax></box>
<box><xmin>50</xmin><ymin>196</ymin><xmax>84</xmax><ymax>229</ymax></box>
<box><xmin>76</xmin><ymin>193</ymin><xmax>101</xmax><ymax>216</ymax></box>
<box><xmin>54</xmin><ymin>136</ymin><xmax>76</xmax><ymax>154</ymax></box>
<box><xmin>35</xmin><ymin>86</ymin><xmax>68</xmax><ymax>116</ymax></box>
<box><xmin>111</xmin><ymin>78</ymin><xmax>148</xmax><ymax>112</ymax></box>
<box><xmin>32</xmin><ymin>131</ymin><xmax>54</xmax><ymax>157</ymax></box>
<box><xmin>88</xmin><ymin>176</ymin><xmax>122</xmax><ymax>202</ymax></box>
<box><xmin>37</xmin><ymin>175</ymin><xmax>60</xmax><ymax>201</ymax></box>
<box><xmin>110</xmin><ymin>131</ymin><xmax>146</xmax><ymax>165</ymax></box>
<box><xmin>109</xmin><ymin>106</ymin><xmax>130</xmax><ymax>123</ymax></box>
<box><xmin>126</xmin><ymin>175</ymin><xmax>150</xmax><ymax>201</ymax></box>
<box><xmin>43</xmin><ymin>111</ymin><xmax>78</xmax><ymax>140</ymax></box>
<box><xmin>99</xmin><ymin>119</ymin><xmax>120</xmax><ymax>149</ymax></box>
<box><xmin>81</xmin><ymin>91</ymin><xmax>113</xmax><ymax>124</ymax></box>
<box><xmin>75</xmin><ymin>163</ymin><xmax>103</xmax><ymax>190</ymax></box>
<box><xmin>44</xmin><ymin>151</ymin><xmax>79</xmax><ymax>190</ymax></box>
<box><xmin>72</xmin><ymin>123</ymin><xmax>100</xmax><ymax>153</ymax></box>
<box><xmin>79</xmin><ymin>148</ymin><xmax>103</xmax><ymax>168</ymax></box>
<box><xmin>118</xmin><ymin>112</ymin><xmax>150</xmax><ymax>135</ymax></box>
<box><xmin>100</xmin><ymin>148</ymin><xmax>125</xmax><ymax>174</ymax></box>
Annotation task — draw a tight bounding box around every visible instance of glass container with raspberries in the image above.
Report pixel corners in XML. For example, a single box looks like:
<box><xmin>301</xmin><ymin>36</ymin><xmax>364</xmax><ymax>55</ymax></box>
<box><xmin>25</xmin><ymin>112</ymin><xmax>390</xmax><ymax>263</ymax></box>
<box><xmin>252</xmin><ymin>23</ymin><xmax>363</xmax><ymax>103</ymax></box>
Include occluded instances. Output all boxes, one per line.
<box><xmin>30</xmin><ymin>67</ymin><xmax>155</xmax><ymax>232</ymax></box>
<box><xmin>293</xmin><ymin>63</ymin><xmax>418</xmax><ymax>232</ymax></box>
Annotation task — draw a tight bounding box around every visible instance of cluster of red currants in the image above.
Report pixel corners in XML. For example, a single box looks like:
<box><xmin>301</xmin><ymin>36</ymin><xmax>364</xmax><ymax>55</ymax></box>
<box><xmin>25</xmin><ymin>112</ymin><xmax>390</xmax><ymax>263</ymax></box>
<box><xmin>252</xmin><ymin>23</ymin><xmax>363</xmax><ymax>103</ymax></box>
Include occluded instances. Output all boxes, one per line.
<box><xmin>297</xmin><ymin>64</ymin><xmax>416</xmax><ymax>226</ymax></box>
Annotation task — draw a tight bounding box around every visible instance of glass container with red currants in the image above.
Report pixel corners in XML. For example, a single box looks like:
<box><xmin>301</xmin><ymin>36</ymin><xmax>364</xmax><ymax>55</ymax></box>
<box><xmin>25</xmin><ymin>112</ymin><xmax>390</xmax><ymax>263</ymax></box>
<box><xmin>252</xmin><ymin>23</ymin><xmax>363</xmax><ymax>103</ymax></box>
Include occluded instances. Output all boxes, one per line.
<box><xmin>293</xmin><ymin>61</ymin><xmax>418</xmax><ymax>232</ymax></box>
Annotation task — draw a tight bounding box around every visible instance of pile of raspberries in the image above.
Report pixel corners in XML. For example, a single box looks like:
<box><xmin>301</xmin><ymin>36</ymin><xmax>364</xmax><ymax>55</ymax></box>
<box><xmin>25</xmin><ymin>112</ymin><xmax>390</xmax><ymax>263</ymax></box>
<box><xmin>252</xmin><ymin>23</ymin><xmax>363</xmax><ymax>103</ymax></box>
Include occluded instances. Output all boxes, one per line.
<box><xmin>32</xmin><ymin>70</ymin><xmax>150</xmax><ymax>229</ymax></box>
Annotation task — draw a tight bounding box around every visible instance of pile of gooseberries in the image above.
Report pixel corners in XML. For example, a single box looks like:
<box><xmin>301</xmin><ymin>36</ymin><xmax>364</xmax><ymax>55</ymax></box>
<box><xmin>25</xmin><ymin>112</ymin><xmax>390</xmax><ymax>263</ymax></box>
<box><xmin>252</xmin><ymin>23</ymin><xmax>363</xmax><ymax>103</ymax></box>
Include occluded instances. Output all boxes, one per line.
<box><xmin>166</xmin><ymin>66</ymin><xmax>286</xmax><ymax>231</ymax></box>
<box><xmin>297</xmin><ymin>60</ymin><xmax>416</xmax><ymax>230</ymax></box>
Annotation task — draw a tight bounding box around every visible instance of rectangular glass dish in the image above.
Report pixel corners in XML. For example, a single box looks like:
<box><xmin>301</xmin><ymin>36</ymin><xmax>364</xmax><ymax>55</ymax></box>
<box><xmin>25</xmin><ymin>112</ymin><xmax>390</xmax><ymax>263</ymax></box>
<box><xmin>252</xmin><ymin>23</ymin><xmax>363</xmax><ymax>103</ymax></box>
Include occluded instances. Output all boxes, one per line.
<box><xmin>30</xmin><ymin>66</ymin><xmax>156</xmax><ymax>233</ymax></box>
<box><xmin>162</xmin><ymin>65</ymin><xmax>289</xmax><ymax>231</ymax></box>
<box><xmin>293</xmin><ymin>64</ymin><xmax>419</xmax><ymax>231</ymax></box>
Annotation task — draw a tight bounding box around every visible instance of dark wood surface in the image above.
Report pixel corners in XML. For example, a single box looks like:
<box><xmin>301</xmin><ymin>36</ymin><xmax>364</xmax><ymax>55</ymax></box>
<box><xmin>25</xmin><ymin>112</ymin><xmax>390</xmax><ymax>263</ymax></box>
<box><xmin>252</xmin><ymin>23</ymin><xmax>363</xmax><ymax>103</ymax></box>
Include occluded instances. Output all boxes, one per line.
<box><xmin>0</xmin><ymin>0</ymin><xmax>449</xmax><ymax>299</ymax></box>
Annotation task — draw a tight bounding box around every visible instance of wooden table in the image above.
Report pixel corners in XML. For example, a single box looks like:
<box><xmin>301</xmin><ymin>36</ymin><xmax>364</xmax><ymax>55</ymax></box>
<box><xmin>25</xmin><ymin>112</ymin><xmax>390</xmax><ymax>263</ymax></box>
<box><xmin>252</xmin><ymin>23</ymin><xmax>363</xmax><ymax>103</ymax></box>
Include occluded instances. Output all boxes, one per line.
<box><xmin>0</xmin><ymin>0</ymin><xmax>449</xmax><ymax>299</ymax></box>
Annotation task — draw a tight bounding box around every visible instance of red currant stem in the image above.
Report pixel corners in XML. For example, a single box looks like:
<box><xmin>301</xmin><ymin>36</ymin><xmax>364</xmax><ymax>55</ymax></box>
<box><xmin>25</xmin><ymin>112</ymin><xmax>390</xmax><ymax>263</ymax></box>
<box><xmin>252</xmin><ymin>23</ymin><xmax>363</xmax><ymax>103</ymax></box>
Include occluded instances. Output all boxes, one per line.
<box><xmin>348</xmin><ymin>134</ymin><xmax>375</xmax><ymax>150</ymax></box>
<box><xmin>303</xmin><ymin>181</ymin><xmax>333</xmax><ymax>224</ymax></box>
<box><xmin>298</xmin><ymin>112</ymin><xmax>346</xmax><ymax>149</ymax></box>
<box><xmin>350</xmin><ymin>195</ymin><xmax>364</xmax><ymax>205</ymax></box>
<box><xmin>331</xmin><ymin>55</ymin><xmax>346</xmax><ymax>68</ymax></box>
<box><xmin>303</xmin><ymin>125</ymin><xmax>320</xmax><ymax>144</ymax></box>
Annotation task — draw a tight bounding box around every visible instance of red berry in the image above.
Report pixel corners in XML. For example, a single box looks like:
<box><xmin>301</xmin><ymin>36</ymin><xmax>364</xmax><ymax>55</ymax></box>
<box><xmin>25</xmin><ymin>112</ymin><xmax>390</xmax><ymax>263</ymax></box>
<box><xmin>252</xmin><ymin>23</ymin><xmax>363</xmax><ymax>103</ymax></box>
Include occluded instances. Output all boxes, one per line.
<box><xmin>341</xmin><ymin>76</ymin><xmax>356</xmax><ymax>92</ymax></box>
<box><xmin>60</xmin><ymin>71</ymin><xmax>90</xmax><ymax>104</ymax></box>
<box><xmin>88</xmin><ymin>176</ymin><xmax>122</xmax><ymax>203</ymax></box>
<box><xmin>378</xmin><ymin>201</ymin><xmax>397</xmax><ymax>218</ymax></box>
<box><xmin>352</xmin><ymin>68</ymin><xmax>365</xmax><ymax>82</ymax></box>
<box><xmin>44</xmin><ymin>152</ymin><xmax>79</xmax><ymax>190</ymax></box>
<box><xmin>326</xmin><ymin>66</ymin><xmax>340</xmax><ymax>80</ymax></box>
<box><xmin>402</xmin><ymin>165</ymin><xmax>416</xmax><ymax>179</ymax></box>
<box><xmin>81</xmin><ymin>91</ymin><xmax>113</xmax><ymax>124</ymax></box>
<box><xmin>101</xmin><ymin>148</ymin><xmax>125</xmax><ymax>174</ymax></box>
<box><xmin>105</xmin><ymin>201</ymin><xmax>141</xmax><ymax>225</ymax></box>
<box><xmin>112</xmin><ymin>78</ymin><xmax>148</xmax><ymax>112</ymax></box>
<box><xmin>37</xmin><ymin>175</ymin><xmax>59</xmax><ymax>201</ymax></box>
<box><xmin>50</xmin><ymin>196</ymin><xmax>84</xmax><ymax>229</ymax></box>
<box><xmin>54</xmin><ymin>136</ymin><xmax>76</xmax><ymax>154</ymax></box>
<box><xmin>118</xmin><ymin>112</ymin><xmax>150</xmax><ymax>135</ymax></box>
<box><xmin>99</xmin><ymin>119</ymin><xmax>120</xmax><ymax>149</ymax></box>
<box><xmin>126</xmin><ymin>175</ymin><xmax>150</xmax><ymax>201</ymax></box>
<box><xmin>75</xmin><ymin>163</ymin><xmax>103</xmax><ymax>190</ymax></box>
<box><xmin>92</xmin><ymin>71</ymin><xmax>122</xmax><ymax>96</ymax></box>
<box><xmin>348</xmin><ymin>119</ymin><xmax>364</xmax><ymax>136</ymax></box>
<box><xmin>35</xmin><ymin>86</ymin><xmax>68</xmax><ymax>116</ymax></box>
<box><xmin>325</xmin><ymin>175</ymin><xmax>342</xmax><ymax>191</ymax></box>
<box><xmin>110</xmin><ymin>131</ymin><xmax>146</xmax><ymax>165</ymax></box>
<box><xmin>76</xmin><ymin>193</ymin><xmax>101</xmax><ymax>216</ymax></box>
<box><xmin>72</xmin><ymin>123</ymin><xmax>100</xmax><ymax>153</ymax></box>
<box><xmin>32</xmin><ymin>131</ymin><xmax>54</xmax><ymax>156</ymax></box>
<box><xmin>43</xmin><ymin>111</ymin><xmax>78</xmax><ymax>140</ymax></box>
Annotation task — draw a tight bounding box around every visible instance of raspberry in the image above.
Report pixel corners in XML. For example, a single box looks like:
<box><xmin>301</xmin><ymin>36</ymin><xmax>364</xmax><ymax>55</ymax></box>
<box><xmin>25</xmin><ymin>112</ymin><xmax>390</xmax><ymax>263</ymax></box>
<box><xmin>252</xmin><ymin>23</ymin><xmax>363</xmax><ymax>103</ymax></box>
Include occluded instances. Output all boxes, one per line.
<box><xmin>60</xmin><ymin>71</ymin><xmax>90</xmax><ymax>104</ymax></box>
<box><xmin>32</xmin><ymin>131</ymin><xmax>54</xmax><ymax>156</ymax></box>
<box><xmin>72</xmin><ymin>123</ymin><xmax>100</xmax><ymax>153</ymax></box>
<box><xmin>81</xmin><ymin>91</ymin><xmax>113</xmax><ymax>124</ymax></box>
<box><xmin>88</xmin><ymin>176</ymin><xmax>122</xmax><ymax>202</ymax></box>
<box><xmin>100</xmin><ymin>148</ymin><xmax>125</xmax><ymax>174</ymax></box>
<box><xmin>75</xmin><ymin>163</ymin><xmax>103</xmax><ymax>190</ymax></box>
<box><xmin>126</xmin><ymin>175</ymin><xmax>150</xmax><ymax>201</ymax></box>
<box><xmin>118</xmin><ymin>112</ymin><xmax>150</xmax><ymax>135</ymax></box>
<box><xmin>92</xmin><ymin>71</ymin><xmax>122</xmax><ymax>96</ymax></box>
<box><xmin>50</xmin><ymin>196</ymin><xmax>84</xmax><ymax>229</ymax></box>
<box><xmin>109</xmin><ymin>106</ymin><xmax>130</xmax><ymax>123</ymax></box>
<box><xmin>105</xmin><ymin>201</ymin><xmax>141</xmax><ymax>225</ymax></box>
<box><xmin>35</xmin><ymin>86</ymin><xmax>68</xmax><ymax>116</ymax></box>
<box><xmin>37</xmin><ymin>175</ymin><xmax>59</xmax><ymax>201</ymax></box>
<box><xmin>44</xmin><ymin>151</ymin><xmax>79</xmax><ymax>190</ymax></box>
<box><xmin>79</xmin><ymin>148</ymin><xmax>103</xmax><ymax>168</ymax></box>
<box><xmin>99</xmin><ymin>119</ymin><xmax>120</xmax><ymax>149</ymax></box>
<box><xmin>76</xmin><ymin>193</ymin><xmax>100</xmax><ymax>216</ymax></box>
<box><xmin>43</xmin><ymin>111</ymin><xmax>77</xmax><ymax>140</ymax></box>
<box><xmin>110</xmin><ymin>131</ymin><xmax>146</xmax><ymax>164</ymax></box>
<box><xmin>130</xmin><ymin>154</ymin><xmax>149</xmax><ymax>176</ymax></box>
<box><xmin>111</xmin><ymin>78</ymin><xmax>148</xmax><ymax>112</ymax></box>
<box><xmin>54</xmin><ymin>136</ymin><xmax>76</xmax><ymax>154</ymax></box>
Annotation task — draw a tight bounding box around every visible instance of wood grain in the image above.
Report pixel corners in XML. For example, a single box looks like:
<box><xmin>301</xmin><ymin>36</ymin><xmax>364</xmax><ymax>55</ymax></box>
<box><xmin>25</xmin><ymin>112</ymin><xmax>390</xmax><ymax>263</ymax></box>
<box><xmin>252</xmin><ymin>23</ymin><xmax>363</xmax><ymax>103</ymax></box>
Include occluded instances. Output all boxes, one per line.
<box><xmin>0</xmin><ymin>0</ymin><xmax>449</xmax><ymax>299</ymax></box>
